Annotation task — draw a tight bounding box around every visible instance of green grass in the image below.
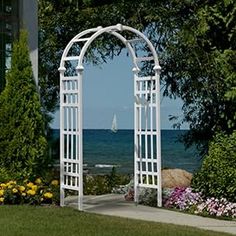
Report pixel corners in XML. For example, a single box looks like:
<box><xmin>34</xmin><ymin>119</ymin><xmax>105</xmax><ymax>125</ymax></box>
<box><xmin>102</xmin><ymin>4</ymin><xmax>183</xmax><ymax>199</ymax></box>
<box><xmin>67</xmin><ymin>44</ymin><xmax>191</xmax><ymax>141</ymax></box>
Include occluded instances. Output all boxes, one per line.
<box><xmin>0</xmin><ymin>205</ymin><xmax>232</xmax><ymax>236</ymax></box>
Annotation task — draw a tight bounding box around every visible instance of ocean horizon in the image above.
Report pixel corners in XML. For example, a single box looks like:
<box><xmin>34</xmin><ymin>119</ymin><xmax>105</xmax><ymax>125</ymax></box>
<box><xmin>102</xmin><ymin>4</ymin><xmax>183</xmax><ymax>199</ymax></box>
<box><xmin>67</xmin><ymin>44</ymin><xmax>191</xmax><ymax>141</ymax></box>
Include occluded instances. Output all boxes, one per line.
<box><xmin>49</xmin><ymin>129</ymin><xmax>202</xmax><ymax>174</ymax></box>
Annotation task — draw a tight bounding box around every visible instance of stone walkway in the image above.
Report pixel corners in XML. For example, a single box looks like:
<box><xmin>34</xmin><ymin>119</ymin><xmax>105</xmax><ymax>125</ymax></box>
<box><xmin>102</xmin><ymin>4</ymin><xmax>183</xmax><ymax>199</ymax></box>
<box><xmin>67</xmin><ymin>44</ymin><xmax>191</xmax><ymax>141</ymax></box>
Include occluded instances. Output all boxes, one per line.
<box><xmin>65</xmin><ymin>194</ymin><xmax>236</xmax><ymax>235</ymax></box>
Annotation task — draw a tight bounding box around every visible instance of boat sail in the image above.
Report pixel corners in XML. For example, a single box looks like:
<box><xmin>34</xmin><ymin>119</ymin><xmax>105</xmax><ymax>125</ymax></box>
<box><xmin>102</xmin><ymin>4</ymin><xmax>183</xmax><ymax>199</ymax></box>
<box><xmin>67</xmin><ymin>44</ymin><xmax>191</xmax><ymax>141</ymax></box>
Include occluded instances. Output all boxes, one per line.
<box><xmin>111</xmin><ymin>114</ymin><xmax>118</xmax><ymax>133</ymax></box>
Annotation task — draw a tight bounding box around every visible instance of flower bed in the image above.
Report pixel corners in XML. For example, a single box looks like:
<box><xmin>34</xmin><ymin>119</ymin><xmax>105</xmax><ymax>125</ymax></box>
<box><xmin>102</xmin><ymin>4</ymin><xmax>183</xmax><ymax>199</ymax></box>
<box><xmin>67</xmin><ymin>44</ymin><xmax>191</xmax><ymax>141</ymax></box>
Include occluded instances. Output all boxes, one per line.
<box><xmin>0</xmin><ymin>178</ymin><xmax>59</xmax><ymax>205</ymax></box>
<box><xmin>164</xmin><ymin>187</ymin><xmax>202</xmax><ymax>210</ymax></box>
<box><xmin>163</xmin><ymin>187</ymin><xmax>236</xmax><ymax>219</ymax></box>
<box><xmin>120</xmin><ymin>180</ymin><xmax>236</xmax><ymax>219</ymax></box>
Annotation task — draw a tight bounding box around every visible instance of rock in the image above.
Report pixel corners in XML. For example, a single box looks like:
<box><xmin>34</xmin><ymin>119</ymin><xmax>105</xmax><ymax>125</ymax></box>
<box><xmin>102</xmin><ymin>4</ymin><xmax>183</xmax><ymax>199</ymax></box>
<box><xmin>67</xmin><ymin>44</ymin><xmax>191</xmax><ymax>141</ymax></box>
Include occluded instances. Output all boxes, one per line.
<box><xmin>161</xmin><ymin>168</ymin><xmax>193</xmax><ymax>188</ymax></box>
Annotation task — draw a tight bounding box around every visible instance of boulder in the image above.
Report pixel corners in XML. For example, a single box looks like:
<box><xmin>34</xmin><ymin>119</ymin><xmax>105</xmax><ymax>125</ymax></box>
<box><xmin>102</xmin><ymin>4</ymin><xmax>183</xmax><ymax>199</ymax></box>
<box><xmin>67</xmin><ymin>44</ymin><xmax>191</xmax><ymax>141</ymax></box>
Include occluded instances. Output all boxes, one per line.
<box><xmin>161</xmin><ymin>168</ymin><xmax>193</xmax><ymax>188</ymax></box>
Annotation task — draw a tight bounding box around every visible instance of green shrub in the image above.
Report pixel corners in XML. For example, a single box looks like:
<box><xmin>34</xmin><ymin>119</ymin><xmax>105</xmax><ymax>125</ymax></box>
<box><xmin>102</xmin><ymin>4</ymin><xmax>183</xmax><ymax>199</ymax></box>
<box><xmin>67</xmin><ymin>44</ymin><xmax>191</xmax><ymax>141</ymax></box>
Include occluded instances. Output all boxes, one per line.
<box><xmin>0</xmin><ymin>30</ymin><xmax>49</xmax><ymax>179</ymax></box>
<box><xmin>191</xmin><ymin>131</ymin><xmax>236</xmax><ymax>202</ymax></box>
<box><xmin>83</xmin><ymin>170</ymin><xmax>131</xmax><ymax>195</ymax></box>
<box><xmin>107</xmin><ymin>167</ymin><xmax>119</xmax><ymax>190</ymax></box>
<box><xmin>0</xmin><ymin>167</ymin><xmax>27</xmax><ymax>183</ymax></box>
<box><xmin>0</xmin><ymin>167</ymin><xmax>13</xmax><ymax>183</ymax></box>
<box><xmin>84</xmin><ymin>175</ymin><xmax>110</xmax><ymax>195</ymax></box>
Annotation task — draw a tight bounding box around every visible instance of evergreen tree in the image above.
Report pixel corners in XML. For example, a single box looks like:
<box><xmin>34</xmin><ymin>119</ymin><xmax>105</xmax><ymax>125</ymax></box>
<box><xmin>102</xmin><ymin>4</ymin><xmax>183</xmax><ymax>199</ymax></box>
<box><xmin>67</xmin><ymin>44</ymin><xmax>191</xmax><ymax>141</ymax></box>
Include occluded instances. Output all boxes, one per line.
<box><xmin>0</xmin><ymin>30</ymin><xmax>48</xmax><ymax>179</ymax></box>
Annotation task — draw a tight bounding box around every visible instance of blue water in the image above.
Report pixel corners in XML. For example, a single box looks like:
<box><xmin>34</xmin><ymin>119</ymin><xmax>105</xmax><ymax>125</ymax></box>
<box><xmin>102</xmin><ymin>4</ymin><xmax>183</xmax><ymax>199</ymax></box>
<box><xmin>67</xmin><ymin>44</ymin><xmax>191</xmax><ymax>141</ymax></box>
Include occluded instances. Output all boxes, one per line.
<box><xmin>50</xmin><ymin>129</ymin><xmax>201</xmax><ymax>174</ymax></box>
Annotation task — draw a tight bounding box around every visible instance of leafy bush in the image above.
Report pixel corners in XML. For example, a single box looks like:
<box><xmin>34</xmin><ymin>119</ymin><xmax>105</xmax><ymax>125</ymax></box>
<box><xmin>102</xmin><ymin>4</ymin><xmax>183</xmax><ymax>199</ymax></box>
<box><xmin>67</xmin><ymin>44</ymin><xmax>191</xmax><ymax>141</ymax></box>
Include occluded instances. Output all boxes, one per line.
<box><xmin>0</xmin><ymin>167</ymin><xmax>14</xmax><ymax>183</ymax></box>
<box><xmin>0</xmin><ymin>166</ymin><xmax>35</xmax><ymax>183</ymax></box>
<box><xmin>84</xmin><ymin>175</ymin><xmax>111</xmax><ymax>195</ymax></box>
<box><xmin>191</xmin><ymin>131</ymin><xmax>236</xmax><ymax>202</ymax></box>
<box><xmin>83</xmin><ymin>170</ymin><xmax>131</xmax><ymax>195</ymax></box>
<box><xmin>139</xmin><ymin>188</ymin><xmax>157</xmax><ymax>207</ymax></box>
<box><xmin>107</xmin><ymin>167</ymin><xmax>119</xmax><ymax>190</ymax></box>
<box><xmin>0</xmin><ymin>31</ymin><xmax>49</xmax><ymax>179</ymax></box>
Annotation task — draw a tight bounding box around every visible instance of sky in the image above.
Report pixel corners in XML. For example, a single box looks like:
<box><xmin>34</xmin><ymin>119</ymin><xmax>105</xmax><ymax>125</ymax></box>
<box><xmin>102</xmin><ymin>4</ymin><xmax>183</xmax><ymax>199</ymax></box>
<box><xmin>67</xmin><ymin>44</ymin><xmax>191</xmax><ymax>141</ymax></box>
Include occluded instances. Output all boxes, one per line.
<box><xmin>52</xmin><ymin>50</ymin><xmax>189</xmax><ymax>130</ymax></box>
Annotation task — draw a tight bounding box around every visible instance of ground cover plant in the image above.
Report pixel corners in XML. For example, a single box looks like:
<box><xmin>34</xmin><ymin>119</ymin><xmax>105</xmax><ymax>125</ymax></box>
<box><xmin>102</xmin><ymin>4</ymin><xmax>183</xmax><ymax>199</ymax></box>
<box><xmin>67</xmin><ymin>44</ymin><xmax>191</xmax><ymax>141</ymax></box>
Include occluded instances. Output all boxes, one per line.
<box><xmin>0</xmin><ymin>205</ymin><xmax>232</xmax><ymax>236</ymax></box>
<box><xmin>0</xmin><ymin>178</ymin><xmax>59</xmax><ymax>205</ymax></box>
<box><xmin>164</xmin><ymin>187</ymin><xmax>236</xmax><ymax>219</ymax></box>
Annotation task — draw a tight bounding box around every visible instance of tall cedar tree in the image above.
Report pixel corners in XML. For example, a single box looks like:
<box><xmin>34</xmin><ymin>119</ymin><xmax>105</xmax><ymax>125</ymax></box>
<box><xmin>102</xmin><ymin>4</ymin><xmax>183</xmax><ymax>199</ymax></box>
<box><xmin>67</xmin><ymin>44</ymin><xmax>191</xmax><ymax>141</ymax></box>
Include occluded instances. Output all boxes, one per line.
<box><xmin>0</xmin><ymin>31</ymin><xmax>48</xmax><ymax>178</ymax></box>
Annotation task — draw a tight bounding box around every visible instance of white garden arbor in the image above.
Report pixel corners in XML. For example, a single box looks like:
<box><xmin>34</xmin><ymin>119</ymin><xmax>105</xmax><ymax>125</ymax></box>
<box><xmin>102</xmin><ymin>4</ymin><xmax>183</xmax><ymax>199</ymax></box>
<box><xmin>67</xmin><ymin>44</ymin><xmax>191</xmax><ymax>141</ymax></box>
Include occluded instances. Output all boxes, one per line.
<box><xmin>59</xmin><ymin>24</ymin><xmax>162</xmax><ymax>210</ymax></box>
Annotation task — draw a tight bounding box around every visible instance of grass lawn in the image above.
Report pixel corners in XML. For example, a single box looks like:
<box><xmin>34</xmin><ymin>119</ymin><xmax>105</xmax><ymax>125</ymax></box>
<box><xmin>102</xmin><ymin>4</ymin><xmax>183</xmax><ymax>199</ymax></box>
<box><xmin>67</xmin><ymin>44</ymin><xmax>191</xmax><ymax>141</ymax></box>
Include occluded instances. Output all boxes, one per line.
<box><xmin>0</xmin><ymin>205</ymin><xmax>232</xmax><ymax>236</ymax></box>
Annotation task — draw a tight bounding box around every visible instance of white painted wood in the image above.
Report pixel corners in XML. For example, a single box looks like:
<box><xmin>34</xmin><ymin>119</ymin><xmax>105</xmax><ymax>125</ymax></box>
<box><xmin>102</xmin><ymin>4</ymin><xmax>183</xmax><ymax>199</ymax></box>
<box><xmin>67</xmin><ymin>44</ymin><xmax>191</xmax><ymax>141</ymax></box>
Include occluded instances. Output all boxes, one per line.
<box><xmin>135</xmin><ymin>56</ymin><xmax>154</xmax><ymax>62</ymax></box>
<box><xmin>63</xmin><ymin>56</ymin><xmax>80</xmax><ymax>61</ymax></box>
<box><xmin>59</xmin><ymin>24</ymin><xmax>162</xmax><ymax>210</ymax></box>
<box><xmin>134</xmin><ymin>75</ymin><xmax>162</xmax><ymax>206</ymax></box>
<box><xmin>77</xmin><ymin>69</ymin><xmax>83</xmax><ymax>211</ymax></box>
<box><xmin>72</xmin><ymin>38</ymin><xmax>91</xmax><ymax>42</ymax></box>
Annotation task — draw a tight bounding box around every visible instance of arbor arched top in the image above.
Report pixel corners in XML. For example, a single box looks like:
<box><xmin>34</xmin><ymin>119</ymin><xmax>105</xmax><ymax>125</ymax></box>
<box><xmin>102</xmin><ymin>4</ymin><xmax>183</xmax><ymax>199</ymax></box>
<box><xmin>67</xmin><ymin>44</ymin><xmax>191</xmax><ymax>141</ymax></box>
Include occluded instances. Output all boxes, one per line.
<box><xmin>59</xmin><ymin>24</ymin><xmax>161</xmax><ymax>74</ymax></box>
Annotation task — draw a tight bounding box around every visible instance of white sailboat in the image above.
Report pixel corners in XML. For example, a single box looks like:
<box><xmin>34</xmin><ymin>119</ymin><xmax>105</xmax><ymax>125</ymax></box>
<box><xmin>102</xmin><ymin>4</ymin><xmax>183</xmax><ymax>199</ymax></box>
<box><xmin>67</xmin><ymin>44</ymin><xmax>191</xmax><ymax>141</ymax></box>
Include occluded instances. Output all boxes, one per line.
<box><xmin>111</xmin><ymin>114</ymin><xmax>118</xmax><ymax>133</ymax></box>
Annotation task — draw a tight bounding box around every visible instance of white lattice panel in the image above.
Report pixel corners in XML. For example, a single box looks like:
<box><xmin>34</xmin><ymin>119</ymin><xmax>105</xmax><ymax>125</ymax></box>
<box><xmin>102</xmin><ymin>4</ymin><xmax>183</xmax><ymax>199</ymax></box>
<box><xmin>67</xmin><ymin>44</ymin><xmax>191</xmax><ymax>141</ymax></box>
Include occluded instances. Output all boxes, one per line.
<box><xmin>60</xmin><ymin>74</ymin><xmax>83</xmax><ymax>209</ymax></box>
<box><xmin>134</xmin><ymin>75</ymin><xmax>162</xmax><ymax>206</ymax></box>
